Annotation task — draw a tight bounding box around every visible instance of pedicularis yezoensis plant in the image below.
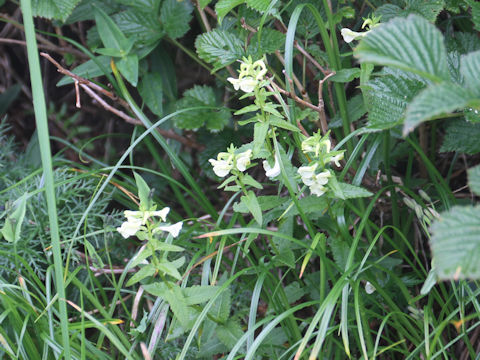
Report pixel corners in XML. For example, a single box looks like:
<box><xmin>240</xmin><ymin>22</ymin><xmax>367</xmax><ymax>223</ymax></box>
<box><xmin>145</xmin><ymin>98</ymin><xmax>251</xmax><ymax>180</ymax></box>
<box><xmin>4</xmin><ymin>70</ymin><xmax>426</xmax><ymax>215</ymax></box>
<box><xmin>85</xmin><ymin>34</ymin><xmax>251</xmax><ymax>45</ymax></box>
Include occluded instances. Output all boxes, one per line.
<box><xmin>5</xmin><ymin>0</ymin><xmax>480</xmax><ymax>359</ymax></box>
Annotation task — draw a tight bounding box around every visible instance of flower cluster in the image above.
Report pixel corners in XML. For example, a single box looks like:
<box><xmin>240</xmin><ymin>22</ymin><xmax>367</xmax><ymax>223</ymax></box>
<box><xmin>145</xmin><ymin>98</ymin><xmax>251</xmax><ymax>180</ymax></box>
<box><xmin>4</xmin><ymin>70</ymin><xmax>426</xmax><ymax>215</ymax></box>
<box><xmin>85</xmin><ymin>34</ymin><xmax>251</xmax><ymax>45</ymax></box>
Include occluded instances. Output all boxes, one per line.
<box><xmin>297</xmin><ymin>132</ymin><xmax>345</xmax><ymax>197</ymax></box>
<box><xmin>227</xmin><ymin>56</ymin><xmax>268</xmax><ymax>93</ymax></box>
<box><xmin>117</xmin><ymin>207</ymin><xmax>182</xmax><ymax>239</ymax></box>
<box><xmin>208</xmin><ymin>145</ymin><xmax>252</xmax><ymax>178</ymax></box>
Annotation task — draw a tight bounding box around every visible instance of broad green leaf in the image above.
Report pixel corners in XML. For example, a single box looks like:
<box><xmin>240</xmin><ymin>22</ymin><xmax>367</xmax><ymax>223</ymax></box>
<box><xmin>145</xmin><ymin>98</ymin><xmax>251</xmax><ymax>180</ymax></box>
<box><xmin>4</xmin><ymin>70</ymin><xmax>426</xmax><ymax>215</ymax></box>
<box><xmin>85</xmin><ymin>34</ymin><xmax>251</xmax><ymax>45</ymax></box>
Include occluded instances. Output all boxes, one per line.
<box><xmin>242</xmin><ymin>174</ymin><xmax>263</xmax><ymax>189</ymax></box>
<box><xmin>133</xmin><ymin>172</ymin><xmax>151</xmax><ymax>210</ymax></box>
<box><xmin>94</xmin><ymin>6</ymin><xmax>132</xmax><ymax>54</ymax></box>
<box><xmin>234</xmin><ymin>104</ymin><xmax>260</xmax><ymax>115</ymax></box>
<box><xmin>216</xmin><ymin>319</ymin><xmax>244</xmax><ymax>348</ymax></box>
<box><xmin>139</xmin><ymin>72</ymin><xmax>164</xmax><ymax>116</ymax></box>
<box><xmin>365</xmin><ymin>72</ymin><xmax>424</xmax><ymax>130</ymax></box>
<box><xmin>117</xmin><ymin>54</ymin><xmax>139</xmax><ymax>86</ymax></box>
<box><xmin>32</xmin><ymin>0</ymin><xmax>82</xmax><ymax>22</ymax></box>
<box><xmin>113</xmin><ymin>9</ymin><xmax>163</xmax><ymax>43</ymax></box>
<box><xmin>215</xmin><ymin>0</ymin><xmax>243</xmax><ymax>23</ymax></box>
<box><xmin>468</xmin><ymin>165</ymin><xmax>480</xmax><ymax>196</ymax></box>
<box><xmin>183</xmin><ymin>286</ymin><xmax>220</xmax><ymax>305</ymax></box>
<box><xmin>149</xmin><ymin>238</ymin><xmax>184</xmax><ymax>252</ymax></box>
<box><xmin>164</xmin><ymin>284</ymin><xmax>193</xmax><ymax>328</ymax></box>
<box><xmin>284</xmin><ymin>282</ymin><xmax>306</xmax><ymax>304</ymax></box>
<box><xmin>160</xmin><ymin>0</ymin><xmax>193</xmax><ymax>39</ymax></box>
<box><xmin>330</xmin><ymin>68</ymin><xmax>361</xmax><ymax>83</ymax></box>
<box><xmin>65</xmin><ymin>0</ymin><xmax>120</xmax><ymax>24</ymax></box>
<box><xmin>57</xmin><ymin>56</ymin><xmax>111</xmax><ymax>86</ymax></box>
<box><xmin>273</xmin><ymin>250</ymin><xmax>295</xmax><ymax>268</ymax></box>
<box><xmin>441</xmin><ymin>119</ymin><xmax>480</xmax><ymax>154</ymax></box>
<box><xmin>0</xmin><ymin>193</ymin><xmax>27</xmax><ymax>243</ymax></box>
<box><xmin>377</xmin><ymin>0</ymin><xmax>444</xmax><ymax>23</ymax></box>
<box><xmin>240</xmin><ymin>191</ymin><xmax>262</xmax><ymax>225</ymax></box>
<box><xmin>355</xmin><ymin>15</ymin><xmax>450</xmax><ymax>82</ymax></box>
<box><xmin>175</xmin><ymin>85</ymin><xmax>230</xmax><ymax>131</ymax></box>
<box><xmin>95</xmin><ymin>47</ymin><xmax>124</xmax><ymax>57</ymax></box>
<box><xmin>142</xmin><ymin>281</ymin><xmax>169</xmax><ymax>297</ymax></box>
<box><xmin>403</xmin><ymin>82</ymin><xmax>473</xmax><ymax>134</ymax></box>
<box><xmin>460</xmin><ymin>50</ymin><xmax>480</xmax><ymax>96</ymax></box>
<box><xmin>195</xmin><ymin>29</ymin><xmax>245</xmax><ymax>72</ymax></box>
<box><xmin>246</xmin><ymin>0</ymin><xmax>275</xmax><ymax>13</ymax></box>
<box><xmin>126</xmin><ymin>264</ymin><xmax>155</xmax><ymax>287</ymax></box>
<box><xmin>430</xmin><ymin>205</ymin><xmax>480</xmax><ymax>279</ymax></box>
<box><xmin>247</xmin><ymin>28</ymin><xmax>285</xmax><ymax>55</ymax></box>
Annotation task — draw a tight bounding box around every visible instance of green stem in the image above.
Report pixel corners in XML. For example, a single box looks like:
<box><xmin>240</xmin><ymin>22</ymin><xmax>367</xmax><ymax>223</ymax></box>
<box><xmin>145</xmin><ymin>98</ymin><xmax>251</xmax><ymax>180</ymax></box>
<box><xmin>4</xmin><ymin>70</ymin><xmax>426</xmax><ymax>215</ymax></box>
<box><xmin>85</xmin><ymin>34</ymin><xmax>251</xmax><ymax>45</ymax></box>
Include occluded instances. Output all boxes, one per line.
<box><xmin>20</xmin><ymin>0</ymin><xmax>71</xmax><ymax>357</ymax></box>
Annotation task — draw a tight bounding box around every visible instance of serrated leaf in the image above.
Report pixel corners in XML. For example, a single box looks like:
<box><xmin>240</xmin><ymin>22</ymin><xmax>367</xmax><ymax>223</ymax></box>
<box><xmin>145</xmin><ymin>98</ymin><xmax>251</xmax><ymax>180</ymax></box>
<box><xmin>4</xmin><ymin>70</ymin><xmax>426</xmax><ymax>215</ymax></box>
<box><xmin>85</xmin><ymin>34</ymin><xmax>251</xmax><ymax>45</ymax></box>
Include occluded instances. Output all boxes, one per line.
<box><xmin>284</xmin><ymin>282</ymin><xmax>306</xmax><ymax>304</ymax></box>
<box><xmin>441</xmin><ymin>119</ymin><xmax>480</xmax><ymax>154</ymax></box>
<box><xmin>199</xmin><ymin>0</ymin><xmax>213</xmax><ymax>9</ymax></box>
<box><xmin>126</xmin><ymin>264</ymin><xmax>155</xmax><ymax>286</ymax></box>
<box><xmin>138</xmin><ymin>72</ymin><xmax>164</xmax><ymax>116</ymax></box>
<box><xmin>196</xmin><ymin>29</ymin><xmax>245</xmax><ymax>72</ymax></box>
<box><xmin>215</xmin><ymin>0</ymin><xmax>243</xmax><ymax>23</ymax></box>
<box><xmin>461</xmin><ymin>50</ymin><xmax>480</xmax><ymax>96</ymax></box>
<box><xmin>247</xmin><ymin>28</ymin><xmax>285</xmax><ymax>55</ymax></box>
<box><xmin>183</xmin><ymin>285</ymin><xmax>219</xmax><ymax>305</ymax></box>
<box><xmin>467</xmin><ymin>165</ymin><xmax>480</xmax><ymax>196</ymax></box>
<box><xmin>430</xmin><ymin>205</ymin><xmax>480</xmax><ymax>279</ymax></box>
<box><xmin>113</xmin><ymin>9</ymin><xmax>163</xmax><ymax>44</ymax></box>
<box><xmin>246</xmin><ymin>0</ymin><xmax>274</xmax><ymax>13</ymax></box>
<box><xmin>253</xmin><ymin>121</ymin><xmax>268</xmax><ymax>155</ymax></box>
<box><xmin>274</xmin><ymin>250</ymin><xmax>295</xmax><ymax>268</ymax></box>
<box><xmin>142</xmin><ymin>281</ymin><xmax>169</xmax><ymax>297</ymax></box>
<box><xmin>355</xmin><ymin>15</ymin><xmax>450</xmax><ymax>82</ymax></box>
<box><xmin>32</xmin><ymin>0</ymin><xmax>82</xmax><ymax>22</ymax></box>
<box><xmin>175</xmin><ymin>85</ymin><xmax>229</xmax><ymax>131</ymax></box>
<box><xmin>157</xmin><ymin>258</ymin><xmax>184</xmax><ymax>280</ymax></box>
<box><xmin>233</xmin><ymin>195</ymin><xmax>286</xmax><ymax>213</ymax></box>
<box><xmin>365</xmin><ymin>74</ymin><xmax>425</xmax><ymax>130</ymax></box>
<box><xmin>130</xmin><ymin>248</ymin><xmax>153</xmax><ymax>268</ymax></box>
<box><xmin>160</xmin><ymin>0</ymin><xmax>193</xmax><ymax>39</ymax></box>
<box><xmin>216</xmin><ymin>319</ymin><xmax>244</xmax><ymax>348</ymax></box>
<box><xmin>270</xmin><ymin>118</ymin><xmax>301</xmax><ymax>132</ymax></box>
<box><xmin>335</xmin><ymin>183</ymin><xmax>373</xmax><ymax>199</ymax></box>
<box><xmin>209</xmin><ymin>287</ymin><xmax>231</xmax><ymax>323</ymax></box>
<box><xmin>403</xmin><ymin>82</ymin><xmax>473</xmax><ymax>134</ymax></box>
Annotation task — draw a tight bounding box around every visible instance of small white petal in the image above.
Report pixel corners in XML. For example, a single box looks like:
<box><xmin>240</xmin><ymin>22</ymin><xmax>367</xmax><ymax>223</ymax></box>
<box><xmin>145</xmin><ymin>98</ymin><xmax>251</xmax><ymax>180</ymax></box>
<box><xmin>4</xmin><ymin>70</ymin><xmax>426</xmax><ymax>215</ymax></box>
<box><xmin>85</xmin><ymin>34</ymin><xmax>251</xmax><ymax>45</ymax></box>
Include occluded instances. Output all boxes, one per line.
<box><xmin>310</xmin><ymin>183</ymin><xmax>327</xmax><ymax>197</ymax></box>
<box><xmin>155</xmin><ymin>222</ymin><xmax>183</xmax><ymax>238</ymax></box>
<box><xmin>227</xmin><ymin>77</ymin><xmax>241</xmax><ymax>90</ymax></box>
<box><xmin>152</xmin><ymin>207</ymin><xmax>170</xmax><ymax>222</ymax></box>
<box><xmin>235</xmin><ymin>149</ymin><xmax>252</xmax><ymax>172</ymax></box>
<box><xmin>298</xmin><ymin>163</ymin><xmax>318</xmax><ymax>180</ymax></box>
<box><xmin>365</xmin><ymin>281</ymin><xmax>376</xmax><ymax>294</ymax></box>
<box><xmin>341</xmin><ymin>28</ymin><xmax>368</xmax><ymax>43</ymax></box>
<box><xmin>117</xmin><ymin>218</ymin><xmax>142</xmax><ymax>238</ymax></box>
<box><xmin>327</xmin><ymin>153</ymin><xmax>344</xmax><ymax>167</ymax></box>
<box><xmin>314</xmin><ymin>170</ymin><xmax>331</xmax><ymax>186</ymax></box>
<box><xmin>209</xmin><ymin>159</ymin><xmax>233</xmax><ymax>177</ymax></box>
<box><xmin>263</xmin><ymin>155</ymin><xmax>281</xmax><ymax>178</ymax></box>
<box><xmin>238</xmin><ymin>77</ymin><xmax>258</xmax><ymax>93</ymax></box>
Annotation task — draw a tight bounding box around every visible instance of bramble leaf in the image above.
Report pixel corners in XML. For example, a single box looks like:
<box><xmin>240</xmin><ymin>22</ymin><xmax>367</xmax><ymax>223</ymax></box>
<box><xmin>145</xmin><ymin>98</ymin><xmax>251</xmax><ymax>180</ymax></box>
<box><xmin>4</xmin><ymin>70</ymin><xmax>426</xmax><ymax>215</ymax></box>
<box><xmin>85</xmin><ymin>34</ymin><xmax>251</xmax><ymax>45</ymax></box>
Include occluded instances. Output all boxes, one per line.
<box><xmin>355</xmin><ymin>15</ymin><xmax>450</xmax><ymax>82</ymax></box>
<box><xmin>430</xmin><ymin>205</ymin><xmax>480</xmax><ymax>279</ymax></box>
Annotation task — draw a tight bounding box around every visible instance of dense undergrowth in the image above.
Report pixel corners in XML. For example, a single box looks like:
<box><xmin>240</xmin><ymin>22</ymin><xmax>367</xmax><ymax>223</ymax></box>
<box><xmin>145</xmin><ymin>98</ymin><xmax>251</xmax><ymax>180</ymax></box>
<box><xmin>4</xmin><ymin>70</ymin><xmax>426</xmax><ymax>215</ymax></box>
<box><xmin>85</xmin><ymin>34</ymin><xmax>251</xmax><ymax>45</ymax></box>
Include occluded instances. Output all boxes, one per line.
<box><xmin>1</xmin><ymin>0</ymin><xmax>480</xmax><ymax>359</ymax></box>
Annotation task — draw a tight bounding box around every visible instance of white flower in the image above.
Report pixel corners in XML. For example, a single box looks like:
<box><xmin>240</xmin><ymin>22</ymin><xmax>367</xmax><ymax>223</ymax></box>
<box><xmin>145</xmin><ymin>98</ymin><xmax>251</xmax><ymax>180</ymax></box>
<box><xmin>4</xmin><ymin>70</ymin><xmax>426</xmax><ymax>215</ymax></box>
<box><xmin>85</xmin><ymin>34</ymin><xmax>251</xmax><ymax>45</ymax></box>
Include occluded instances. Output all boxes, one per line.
<box><xmin>209</xmin><ymin>158</ymin><xmax>233</xmax><ymax>177</ymax></box>
<box><xmin>227</xmin><ymin>76</ymin><xmax>258</xmax><ymax>93</ymax></box>
<box><xmin>341</xmin><ymin>28</ymin><xmax>369</xmax><ymax>43</ymax></box>
<box><xmin>124</xmin><ymin>207</ymin><xmax>170</xmax><ymax>224</ymax></box>
<box><xmin>263</xmin><ymin>154</ymin><xmax>281</xmax><ymax>178</ymax></box>
<box><xmin>298</xmin><ymin>163</ymin><xmax>318</xmax><ymax>185</ymax></box>
<box><xmin>314</xmin><ymin>170</ymin><xmax>331</xmax><ymax>186</ymax></box>
<box><xmin>252</xmin><ymin>59</ymin><xmax>267</xmax><ymax>80</ymax></box>
<box><xmin>326</xmin><ymin>153</ymin><xmax>344</xmax><ymax>167</ymax></box>
<box><xmin>117</xmin><ymin>217</ymin><xmax>142</xmax><ymax>238</ymax></box>
<box><xmin>153</xmin><ymin>221</ymin><xmax>183</xmax><ymax>238</ymax></box>
<box><xmin>365</xmin><ymin>281</ymin><xmax>376</xmax><ymax>294</ymax></box>
<box><xmin>235</xmin><ymin>149</ymin><xmax>252</xmax><ymax>172</ymax></box>
<box><xmin>310</xmin><ymin>182</ymin><xmax>327</xmax><ymax>197</ymax></box>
